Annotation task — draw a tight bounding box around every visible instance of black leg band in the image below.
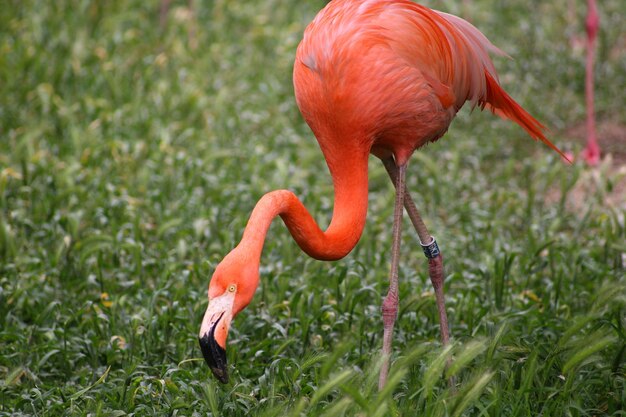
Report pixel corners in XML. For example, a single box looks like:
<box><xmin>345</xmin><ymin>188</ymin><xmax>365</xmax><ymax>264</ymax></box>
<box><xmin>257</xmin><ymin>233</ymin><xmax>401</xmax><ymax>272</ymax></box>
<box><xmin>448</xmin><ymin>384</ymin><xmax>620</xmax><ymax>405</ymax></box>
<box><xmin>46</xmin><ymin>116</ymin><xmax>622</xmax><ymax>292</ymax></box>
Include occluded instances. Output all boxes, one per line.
<box><xmin>420</xmin><ymin>237</ymin><xmax>440</xmax><ymax>259</ymax></box>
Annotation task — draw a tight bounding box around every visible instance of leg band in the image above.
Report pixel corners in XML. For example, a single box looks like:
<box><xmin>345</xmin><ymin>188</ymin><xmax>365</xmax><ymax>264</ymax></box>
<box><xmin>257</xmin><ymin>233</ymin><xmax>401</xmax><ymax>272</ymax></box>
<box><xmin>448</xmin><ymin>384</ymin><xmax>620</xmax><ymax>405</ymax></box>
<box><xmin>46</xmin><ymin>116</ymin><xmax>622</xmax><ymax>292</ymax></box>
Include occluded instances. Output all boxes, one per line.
<box><xmin>420</xmin><ymin>236</ymin><xmax>440</xmax><ymax>259</ymax></box>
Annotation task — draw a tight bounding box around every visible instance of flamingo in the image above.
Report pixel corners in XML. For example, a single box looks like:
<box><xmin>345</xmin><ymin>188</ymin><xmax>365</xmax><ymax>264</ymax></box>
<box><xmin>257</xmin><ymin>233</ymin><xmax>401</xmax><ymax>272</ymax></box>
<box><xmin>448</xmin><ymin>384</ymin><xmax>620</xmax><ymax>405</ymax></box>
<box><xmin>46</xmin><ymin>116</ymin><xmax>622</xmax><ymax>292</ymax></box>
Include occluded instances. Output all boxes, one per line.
<box><xmin>581</xmin><ymin>0</ymin><xmax>600</xmax><ymax>165</ymax></box>
<box><xmin>199</xmin><ymin>0</ymin><xmax>567</xmax><ymax>388</ymax></box>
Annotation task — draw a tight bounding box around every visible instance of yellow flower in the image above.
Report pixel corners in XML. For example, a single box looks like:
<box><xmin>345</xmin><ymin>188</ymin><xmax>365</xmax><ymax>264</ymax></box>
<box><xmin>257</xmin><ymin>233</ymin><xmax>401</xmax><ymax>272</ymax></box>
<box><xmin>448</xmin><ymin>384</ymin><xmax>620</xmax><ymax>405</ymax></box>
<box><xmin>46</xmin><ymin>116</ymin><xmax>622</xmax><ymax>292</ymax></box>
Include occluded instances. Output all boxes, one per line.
<box><xmin>100</xmin><ymin>292</ymin><xmax>113</xmax><ymax>308</ymax></box>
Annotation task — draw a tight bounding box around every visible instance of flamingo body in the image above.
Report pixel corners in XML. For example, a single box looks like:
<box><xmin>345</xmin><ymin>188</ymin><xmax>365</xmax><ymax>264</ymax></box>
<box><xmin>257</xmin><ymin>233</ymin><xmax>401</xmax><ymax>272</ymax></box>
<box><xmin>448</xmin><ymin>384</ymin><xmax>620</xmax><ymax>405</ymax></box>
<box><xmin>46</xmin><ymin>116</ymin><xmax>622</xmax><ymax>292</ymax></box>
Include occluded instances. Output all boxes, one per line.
<box><xmin>294</xmin><ymin>0</ymin><xmax>564</xmax><ymax>165</ymax></box>
<box><xmin>199</xmin><ymin>0</ymin><xmax>566</xmax><ymax>384</ymax></box>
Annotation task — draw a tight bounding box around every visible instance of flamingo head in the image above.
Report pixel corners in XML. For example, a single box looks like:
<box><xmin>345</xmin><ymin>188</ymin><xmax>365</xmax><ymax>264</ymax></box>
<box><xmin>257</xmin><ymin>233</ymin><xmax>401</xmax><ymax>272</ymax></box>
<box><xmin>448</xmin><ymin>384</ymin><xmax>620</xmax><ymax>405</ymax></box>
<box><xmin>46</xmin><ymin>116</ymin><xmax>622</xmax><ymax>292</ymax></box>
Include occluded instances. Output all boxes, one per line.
<box><xmin>198</xmin><ymin>249</ymin><xmax>259</xmax><ymax>383</ymax></box>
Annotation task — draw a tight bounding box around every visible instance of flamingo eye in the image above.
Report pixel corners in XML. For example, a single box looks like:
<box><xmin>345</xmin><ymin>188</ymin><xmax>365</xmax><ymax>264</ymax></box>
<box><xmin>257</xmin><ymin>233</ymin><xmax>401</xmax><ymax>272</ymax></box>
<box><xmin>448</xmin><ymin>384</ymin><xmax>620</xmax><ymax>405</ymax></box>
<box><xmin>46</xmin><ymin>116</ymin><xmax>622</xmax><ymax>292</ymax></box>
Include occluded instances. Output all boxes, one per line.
<box><xmin>227</xmin><ymin>284</ymin><xmax>236</xmax><ymax>293</ymax></box>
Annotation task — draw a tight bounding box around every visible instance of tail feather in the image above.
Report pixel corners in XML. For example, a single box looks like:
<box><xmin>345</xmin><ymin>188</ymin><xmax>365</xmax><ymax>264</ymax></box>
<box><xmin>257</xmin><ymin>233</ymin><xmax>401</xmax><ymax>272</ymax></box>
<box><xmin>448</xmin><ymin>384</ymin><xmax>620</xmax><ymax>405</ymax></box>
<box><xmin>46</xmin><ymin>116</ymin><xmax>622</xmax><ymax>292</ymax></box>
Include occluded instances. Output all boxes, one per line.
<box><xmin>482</xmin><ymin>72</ymin><xmax>570</xmax><ymax>162</ymax></box>
<box><xmin>434</xmin><ymin>9</ymin><xmax>569</xmax><ymax>162</ymax></box>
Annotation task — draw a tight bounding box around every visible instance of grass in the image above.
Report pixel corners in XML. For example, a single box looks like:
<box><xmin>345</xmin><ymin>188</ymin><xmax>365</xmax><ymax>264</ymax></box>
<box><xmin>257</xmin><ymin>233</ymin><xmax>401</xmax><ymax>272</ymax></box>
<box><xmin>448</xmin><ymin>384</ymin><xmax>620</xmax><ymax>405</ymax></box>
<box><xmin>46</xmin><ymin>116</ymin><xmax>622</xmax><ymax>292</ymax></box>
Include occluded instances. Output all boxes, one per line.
<box><xmin>1</xmin><ymin>0</ymin><xmax>625</xmax><ymax>415</ymax></box>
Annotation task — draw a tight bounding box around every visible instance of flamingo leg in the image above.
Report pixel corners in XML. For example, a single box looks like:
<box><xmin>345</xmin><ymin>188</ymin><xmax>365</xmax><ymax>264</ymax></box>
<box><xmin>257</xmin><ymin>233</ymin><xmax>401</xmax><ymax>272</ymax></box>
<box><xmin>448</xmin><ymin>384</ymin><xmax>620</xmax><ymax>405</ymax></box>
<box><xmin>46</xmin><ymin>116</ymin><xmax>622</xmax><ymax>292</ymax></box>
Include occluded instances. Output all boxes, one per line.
<box><xmin>382</xmin><ymin>158</ymin><xmax>450</xmax><ymax>347</ymax></box>
<box><xmin>379</xmin><ymin>163</ymin><xmax>406</xmax><ymax>390</ymax></box>
<box><xmin>582</xmin><ymin>0</ymin><xmax>600</xmax><ymax>165</ymax></box>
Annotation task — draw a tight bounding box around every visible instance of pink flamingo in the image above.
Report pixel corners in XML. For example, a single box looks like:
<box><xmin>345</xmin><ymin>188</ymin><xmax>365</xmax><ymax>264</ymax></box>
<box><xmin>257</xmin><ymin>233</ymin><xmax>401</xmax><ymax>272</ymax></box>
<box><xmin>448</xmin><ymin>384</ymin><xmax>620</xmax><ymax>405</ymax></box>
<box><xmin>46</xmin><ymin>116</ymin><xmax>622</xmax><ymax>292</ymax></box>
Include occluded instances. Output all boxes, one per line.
<box><xmin>198</xmin><ymin>0</ymin><xmax>567</xmax><ymax>388</ymax></box>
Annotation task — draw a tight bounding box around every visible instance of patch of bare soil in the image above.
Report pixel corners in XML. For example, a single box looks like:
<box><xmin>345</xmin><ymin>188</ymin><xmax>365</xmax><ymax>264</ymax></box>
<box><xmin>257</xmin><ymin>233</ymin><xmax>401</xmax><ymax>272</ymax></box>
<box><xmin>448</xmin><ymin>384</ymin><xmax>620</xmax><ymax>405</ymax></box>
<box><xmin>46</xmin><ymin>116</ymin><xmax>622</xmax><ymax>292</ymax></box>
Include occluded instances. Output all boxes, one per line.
<box><xmin>547</xmin><ymin>120</ymin><xmax>626</xmax><ymax>211</ymax></box>
<box><xmin>564</xmin><ymin>119</ymin><xmax>626</xmax><ymax>166</ymax></box>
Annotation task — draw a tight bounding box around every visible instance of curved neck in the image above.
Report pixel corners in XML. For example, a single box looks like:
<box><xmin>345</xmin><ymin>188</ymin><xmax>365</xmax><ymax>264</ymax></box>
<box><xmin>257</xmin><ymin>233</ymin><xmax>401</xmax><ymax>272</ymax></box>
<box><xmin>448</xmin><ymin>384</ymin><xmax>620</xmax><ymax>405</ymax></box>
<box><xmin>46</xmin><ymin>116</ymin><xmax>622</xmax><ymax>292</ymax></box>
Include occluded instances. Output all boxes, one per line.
<box><xmin>238</xmin><ymin>147</ymin><xmax>370</xmax><ymax>262</ymax></box>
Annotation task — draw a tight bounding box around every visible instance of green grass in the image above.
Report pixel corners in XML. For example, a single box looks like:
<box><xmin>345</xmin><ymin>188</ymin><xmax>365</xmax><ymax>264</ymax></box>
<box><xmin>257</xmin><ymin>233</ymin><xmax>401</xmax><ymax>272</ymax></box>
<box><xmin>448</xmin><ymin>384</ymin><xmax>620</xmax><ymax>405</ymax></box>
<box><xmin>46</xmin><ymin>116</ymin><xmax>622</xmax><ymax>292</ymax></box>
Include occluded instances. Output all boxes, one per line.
<box><xmin>1</xmin><ymin>0</ymin><xmax>625</xmax><ymax>415</ymax></box>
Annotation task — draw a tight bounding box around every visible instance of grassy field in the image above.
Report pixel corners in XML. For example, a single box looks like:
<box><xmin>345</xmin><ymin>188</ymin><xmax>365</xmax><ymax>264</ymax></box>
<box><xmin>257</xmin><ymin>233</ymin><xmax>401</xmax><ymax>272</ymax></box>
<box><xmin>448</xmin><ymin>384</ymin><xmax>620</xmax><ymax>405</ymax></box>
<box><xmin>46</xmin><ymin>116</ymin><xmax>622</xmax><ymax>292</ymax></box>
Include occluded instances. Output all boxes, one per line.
<box><xmin>1</xmin><ymin>0</ymin><xmax>625</xmax><ymax>415</ymax></box>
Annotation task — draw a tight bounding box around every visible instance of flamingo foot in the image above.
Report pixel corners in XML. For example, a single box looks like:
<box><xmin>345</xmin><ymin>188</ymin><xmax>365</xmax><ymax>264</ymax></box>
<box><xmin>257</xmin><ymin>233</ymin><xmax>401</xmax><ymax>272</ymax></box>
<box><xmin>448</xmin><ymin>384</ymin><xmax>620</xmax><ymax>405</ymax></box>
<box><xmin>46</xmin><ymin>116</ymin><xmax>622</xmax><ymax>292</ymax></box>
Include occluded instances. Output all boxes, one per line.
<box><xmin>581</xmin><ymin>138</ymin><xmax>601</xmax><ymax>166</ymax></box>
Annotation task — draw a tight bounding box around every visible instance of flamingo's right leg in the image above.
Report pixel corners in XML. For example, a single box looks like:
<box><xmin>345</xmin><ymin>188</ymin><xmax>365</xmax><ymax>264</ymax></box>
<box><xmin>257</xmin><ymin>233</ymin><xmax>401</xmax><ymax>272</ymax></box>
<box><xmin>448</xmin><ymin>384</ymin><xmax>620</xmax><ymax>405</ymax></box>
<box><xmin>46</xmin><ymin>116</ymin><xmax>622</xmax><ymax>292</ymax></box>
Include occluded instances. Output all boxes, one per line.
<box><xmin>378</xmin><ymin>163</ymin><xmax>406</xmax><ymax>390</ymax></box>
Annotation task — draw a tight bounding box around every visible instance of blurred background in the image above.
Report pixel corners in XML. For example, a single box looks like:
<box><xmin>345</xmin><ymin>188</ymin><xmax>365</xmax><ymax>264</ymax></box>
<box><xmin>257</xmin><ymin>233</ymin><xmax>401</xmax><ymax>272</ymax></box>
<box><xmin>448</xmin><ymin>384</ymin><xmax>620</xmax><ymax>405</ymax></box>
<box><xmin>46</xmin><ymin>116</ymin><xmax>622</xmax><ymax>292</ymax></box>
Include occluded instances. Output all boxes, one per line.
<box><xmin>1</xmin><ymin>0</ymin><xmax>624</xmax><ymax>415</ymax></box>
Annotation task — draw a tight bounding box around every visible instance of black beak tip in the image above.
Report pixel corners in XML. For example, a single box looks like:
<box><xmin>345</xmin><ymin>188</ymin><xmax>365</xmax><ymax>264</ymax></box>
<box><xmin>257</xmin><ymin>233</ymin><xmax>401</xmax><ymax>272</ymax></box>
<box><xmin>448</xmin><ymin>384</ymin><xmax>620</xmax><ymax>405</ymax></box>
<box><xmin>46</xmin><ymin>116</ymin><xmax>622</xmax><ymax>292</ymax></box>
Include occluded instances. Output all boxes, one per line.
<box><xmin>199</xmin><ymin>334</ymin><xmax>229</xmax><ymax>384</ymax></box>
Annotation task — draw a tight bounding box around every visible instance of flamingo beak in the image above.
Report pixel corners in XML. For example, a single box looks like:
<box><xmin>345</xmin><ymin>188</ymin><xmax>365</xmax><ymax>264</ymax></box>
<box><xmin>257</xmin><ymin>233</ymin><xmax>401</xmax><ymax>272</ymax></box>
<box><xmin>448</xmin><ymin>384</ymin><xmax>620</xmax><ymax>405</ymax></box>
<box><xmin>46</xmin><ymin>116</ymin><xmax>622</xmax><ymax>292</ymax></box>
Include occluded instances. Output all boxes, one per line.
<box><xmin>199</xmin><ymin>292</ymin><xmax>234</xmax><ymax>383</ymax></box>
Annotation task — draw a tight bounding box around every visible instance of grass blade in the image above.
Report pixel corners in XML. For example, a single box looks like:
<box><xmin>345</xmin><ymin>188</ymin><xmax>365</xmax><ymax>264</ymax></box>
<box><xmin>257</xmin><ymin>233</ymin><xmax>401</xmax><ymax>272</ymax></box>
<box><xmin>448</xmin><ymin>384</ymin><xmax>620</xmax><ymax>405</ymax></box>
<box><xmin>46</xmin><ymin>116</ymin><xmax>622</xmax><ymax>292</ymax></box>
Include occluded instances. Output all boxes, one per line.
<box><xmin>450</xmin><ymin>371</ymin><xmax>494</xmax><ymax>417</ymax></box>
<box><xmin>562</xmin><ymin>333</ymin><xmax>616</xmax><ymax>374</ymax></box>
